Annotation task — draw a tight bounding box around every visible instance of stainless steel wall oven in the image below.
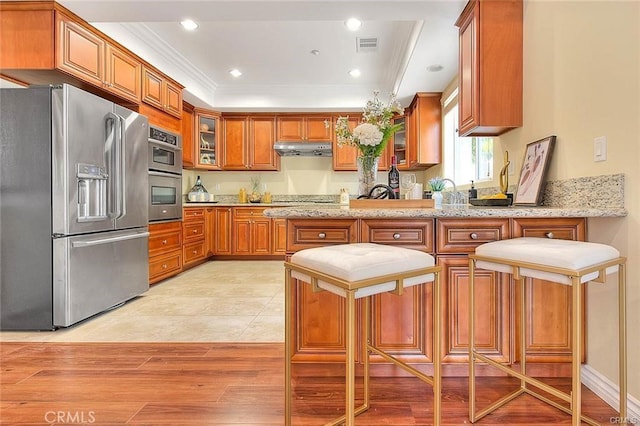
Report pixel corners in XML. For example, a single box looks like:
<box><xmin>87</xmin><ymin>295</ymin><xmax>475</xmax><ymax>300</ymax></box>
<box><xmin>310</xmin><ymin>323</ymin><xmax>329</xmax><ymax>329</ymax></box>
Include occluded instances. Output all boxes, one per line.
<box><xmin>148</xmin><ymin>125</ymin><xmax>182</xmax><ymax>221</ymax></box>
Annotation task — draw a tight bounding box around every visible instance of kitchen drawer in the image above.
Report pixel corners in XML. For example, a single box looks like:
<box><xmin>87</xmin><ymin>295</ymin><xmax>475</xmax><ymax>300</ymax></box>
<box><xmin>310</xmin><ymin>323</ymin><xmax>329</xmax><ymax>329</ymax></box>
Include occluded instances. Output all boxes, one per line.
<box><xmin>149</xmin><ymin>229</ymin><xmax>182</xmax><ymax>256</ymax></box>
<box><xmin>512</xmin><ymin>218</ymin><xmax>586</xmax><ymax>241</ymax></box>
<box><xmin>183</xmin><ymin>222</ymin><xmax>205</xmax><ymax>242</ymax></box>
<box><xmin>183</xmin><ymin>240</ymin><xmax>207</xmax><ymax>264</ymax></box>
<box><xmin>233</xmin><ymin>207</ymin><xmax>267</xmax><ymax>218</ymax></box>
<box><xmin>183</xmin><ymin>207</ymin><xmax>206</xmax><ymax>221</ymax></box>
<box><xmin>360</xmin><ymin>219</ymin><xmax>434</xmax><ymax>252</ymax></box>
<box><xmin>149</xmin><ymin>250</ymin><xmax>182</xmax><ymax>284</ymax></box>
<box><xmin>436</xmin><ymin>218</ymin><xmax>510</xmax><ymax>254</ymax></box>
<box><xmin>286</xmin><ymin>219</ymin><xmax>358</xmax><ymax>252</ymax></box>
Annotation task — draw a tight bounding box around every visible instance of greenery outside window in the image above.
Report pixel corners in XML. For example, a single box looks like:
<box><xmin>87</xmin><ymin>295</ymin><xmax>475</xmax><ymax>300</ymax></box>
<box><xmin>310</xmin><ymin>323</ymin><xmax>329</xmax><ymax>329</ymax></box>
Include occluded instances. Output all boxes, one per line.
<box><xmin>442</xmin><ymin>90</ymin><xmax>493</xmax><ymax>185</ymax></box>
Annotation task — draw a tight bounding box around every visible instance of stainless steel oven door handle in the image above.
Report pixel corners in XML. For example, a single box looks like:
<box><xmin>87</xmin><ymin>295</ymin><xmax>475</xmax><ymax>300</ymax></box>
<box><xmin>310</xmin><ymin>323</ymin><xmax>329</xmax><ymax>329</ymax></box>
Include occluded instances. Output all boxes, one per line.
<box><xmin>71</xmin><ymin>232</ymin><xmax>150</xmax><ymax>248</ymax></box>
<box><xmin>149</xmin><ymin>139</ymin><xmax>180</xmax><ymax>151</ymax></box>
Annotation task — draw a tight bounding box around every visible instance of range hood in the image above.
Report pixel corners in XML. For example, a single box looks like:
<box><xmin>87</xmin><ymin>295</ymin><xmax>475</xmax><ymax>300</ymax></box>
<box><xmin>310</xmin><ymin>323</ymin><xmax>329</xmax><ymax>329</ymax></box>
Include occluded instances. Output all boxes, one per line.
<box><xmin>273</xmin><ymin>142</ymin><xmax>332</xmax><ymax>157</ymax></box>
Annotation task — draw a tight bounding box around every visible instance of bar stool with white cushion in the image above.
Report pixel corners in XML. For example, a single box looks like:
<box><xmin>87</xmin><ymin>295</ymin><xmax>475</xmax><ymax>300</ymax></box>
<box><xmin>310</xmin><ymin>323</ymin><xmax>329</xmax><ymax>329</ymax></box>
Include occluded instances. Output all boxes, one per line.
<box><xmin>468</xmin><ymin>237</ymin><xmax>627</xmax><ymax>426</ymax></box>
<box><xmin>284</xmin><ymin>243</ymin><xmax>442</xmax><ymax>425</ymax></box>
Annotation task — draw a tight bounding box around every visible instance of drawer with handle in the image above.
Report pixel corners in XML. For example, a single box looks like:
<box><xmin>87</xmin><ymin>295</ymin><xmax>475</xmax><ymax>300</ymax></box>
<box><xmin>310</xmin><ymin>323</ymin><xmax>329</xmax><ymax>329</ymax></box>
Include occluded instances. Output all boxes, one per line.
<box><xmin>183</xmin><ymin>207</ymin><xmax>206</xmax><ymax>221</ymax></box>
<box><xmin>512</xmin><ymin>218</ymin><xmax>586</xmax><ymax>241</ymax></box>
<box><xmin>149</xmin><ymin>251</ymin><xmax>182</xmax><ymax>283</ymax></box>
<box><xmin>183</xmin><ymin>222</ymin><xmax>205</xmax><ymax>242</ymax></box>
<box><xmin>436</xmin><ymin>218</ymin><xmax>510</xmax><ymax>254</ymax></box>
<box><xmin>286</xmin><ymin>219</ymin><xmax>358</xmax><ymax>252</ymax></box>
<box><xmin>361</xmin><ymin>219</ymin><xmax>434</xmax><ymax>252</ymax></box>
<box><xmin>183</xmin><ymin>240</ymin><xmax>207</xmax><ymax>264</ymax></box>
<box><xmin>149</xmin><ymin>230</ymin><xmax>182</xmax><ymax>255</ymax></box>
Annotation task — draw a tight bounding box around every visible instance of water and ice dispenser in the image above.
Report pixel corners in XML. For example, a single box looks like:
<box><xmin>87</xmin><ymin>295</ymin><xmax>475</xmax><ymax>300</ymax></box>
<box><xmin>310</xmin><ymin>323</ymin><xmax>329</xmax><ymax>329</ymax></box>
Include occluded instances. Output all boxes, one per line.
<box><xmin>76</xmin><ymin>163</ymin><xmax>108</xmax><ymax>221</ymax></box>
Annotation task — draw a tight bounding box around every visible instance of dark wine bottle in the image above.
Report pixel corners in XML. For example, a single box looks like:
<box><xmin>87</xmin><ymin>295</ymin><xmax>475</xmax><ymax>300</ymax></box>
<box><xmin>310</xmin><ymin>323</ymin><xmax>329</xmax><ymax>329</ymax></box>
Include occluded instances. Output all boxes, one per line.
<box><xmin>388</xmin><ymin>156</ymin><xmax>400</xmax><ymax>199</ymax></box>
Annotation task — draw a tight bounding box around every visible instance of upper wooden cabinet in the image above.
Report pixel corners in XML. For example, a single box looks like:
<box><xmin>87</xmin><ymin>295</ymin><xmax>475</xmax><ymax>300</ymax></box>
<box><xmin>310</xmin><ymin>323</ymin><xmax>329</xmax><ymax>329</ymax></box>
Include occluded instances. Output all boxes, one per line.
<box><xmin>404</xmin><ymin>93</ymin><xmax>442</xmax><ymax>169</ymax></box>
<box><xmin>0</xmin><ymin>2</ymin><xmax>183</xmax><ymax>112</ymax></box>
<box><xmin>142</xmin><ymin>65</ymin><xmax>183</xmax><ymax>118</ymax></box>
<box><xmin>221</xmin><ymin>115</ymin><xmax>280</xmax><ymax>171</ymax></box>
<box><xmin>195</xmin><ymin>109</ymin><xmax>221</xmax><ymax>170</ymax></box>
<box><xmin>331</xmin><ymin>114</ymin><xmax>391</xmax><ymax>172</ymax></box>
<box><xmin>181</xmin><ymin>102</ymin><xmax>196</xmax><ymax>168</ymax></box>
<box><xmin>276</xmin><ymin>115</ymin><xmax>332</xmax><ymax>142</ymax></box>
<box><xmin>455</xmin><ymin>0</ymin><xmax>523</xmax><ymax>137</ymax></box>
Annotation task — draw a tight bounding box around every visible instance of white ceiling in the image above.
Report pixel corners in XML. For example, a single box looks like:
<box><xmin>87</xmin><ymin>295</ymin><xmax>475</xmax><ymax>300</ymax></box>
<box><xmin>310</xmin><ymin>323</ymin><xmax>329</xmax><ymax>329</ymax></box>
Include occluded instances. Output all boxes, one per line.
<box><xmin>57</xmin><ymin>0</ymin><xmax>466</xmax><ymax>111</ymax></box>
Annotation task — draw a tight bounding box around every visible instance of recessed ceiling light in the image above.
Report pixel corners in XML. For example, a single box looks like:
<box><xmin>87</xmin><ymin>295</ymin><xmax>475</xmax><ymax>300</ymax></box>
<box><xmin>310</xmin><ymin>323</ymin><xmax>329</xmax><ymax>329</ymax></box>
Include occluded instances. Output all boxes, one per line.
<box><xmin>345</xmin><ymin>18</ymin><xmax>361</xmax><ymax>31</ymax></box>
<box><xmin>229</xmin><ymin>69</ymin><xmax>242</xmax><ymax>78</ymax></box>
<box><xmin>348</xmin><ymin>69</ymin><xmax>361</xmax><ymax>78</ymax></box>
<box><xmin>426</xmin><ymin>64</ymin><xmax>444</xmax><ymax>72</ymax></box>
<box><xmin>310</xmin><ymin>49</ymin><xmax>320</xmax><ymax>56</ymax></box>
<box><xmin>180</xmin><ymin>19</ymin><xmax>198</xmax><ymax>31</ymax></box>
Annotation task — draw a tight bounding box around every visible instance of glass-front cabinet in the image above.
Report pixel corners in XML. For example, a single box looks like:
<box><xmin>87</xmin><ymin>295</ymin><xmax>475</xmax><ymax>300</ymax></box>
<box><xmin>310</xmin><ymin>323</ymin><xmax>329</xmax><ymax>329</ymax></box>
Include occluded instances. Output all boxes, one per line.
<box><xmin>195</xmin><ymin>108</ymin><xmax>221</xmax><ymax>170</ymax></box>
<box><xmin>392</xmin><ymin>115</ymin><xmax>407</xmax><ymax>168</ymax></box>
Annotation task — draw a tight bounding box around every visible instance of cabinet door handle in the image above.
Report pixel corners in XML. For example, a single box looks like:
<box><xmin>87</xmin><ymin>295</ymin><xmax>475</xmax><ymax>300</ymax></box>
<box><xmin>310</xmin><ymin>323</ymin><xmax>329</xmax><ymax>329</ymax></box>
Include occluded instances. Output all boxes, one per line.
<box><xmin>545</xmin><ymin>232</ymin><xmax>554</xmax><ymax>239</ymax></box>
<box><xmin>162</xmin><ymin>263</ymin><xmax>167</xmax><ymax>269</ymax></box>
<box><xmin>470</xmin><ymin>233</ymin><xmax>478</xmax><ymax>240</ymax></box>
<box><xmin>162</xmin><ymin>239</ymin><xmax>168</xmax><ymax>245</ymax></box>
<box><xmin>318</xmin><ymin>232</ymin><xmax>326</xmax><ymax>239</ymax></box>
<box><xmin>193</xmin><ymin>249</ymin><xmax>197</xmax><ymax>254</ymax></box>
<box><xmin>193</xmin><ymin>229</ymin><xmax>198</xmax><ymax>234</ymax></box>
<box><xmin>393</xmin><ymin>233</ymin><xmax>401</xmax><ymax>240</ymax></box>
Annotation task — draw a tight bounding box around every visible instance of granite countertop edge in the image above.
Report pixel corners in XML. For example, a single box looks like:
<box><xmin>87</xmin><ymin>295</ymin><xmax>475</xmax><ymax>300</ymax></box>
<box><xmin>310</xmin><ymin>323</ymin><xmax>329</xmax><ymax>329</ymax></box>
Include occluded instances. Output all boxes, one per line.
<box><xmin>261</xmin><ymin>205</ymin><xmax>628</xmax><ymax>219</ymax></box>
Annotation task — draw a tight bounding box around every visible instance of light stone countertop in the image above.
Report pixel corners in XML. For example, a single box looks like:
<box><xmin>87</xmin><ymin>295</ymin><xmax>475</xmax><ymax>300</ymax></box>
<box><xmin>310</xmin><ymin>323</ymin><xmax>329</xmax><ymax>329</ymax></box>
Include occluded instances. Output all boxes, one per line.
<box><xmin>262</xmin><ymin>204</ymin><xmax>627</xmax><ymax>219</ymax></box>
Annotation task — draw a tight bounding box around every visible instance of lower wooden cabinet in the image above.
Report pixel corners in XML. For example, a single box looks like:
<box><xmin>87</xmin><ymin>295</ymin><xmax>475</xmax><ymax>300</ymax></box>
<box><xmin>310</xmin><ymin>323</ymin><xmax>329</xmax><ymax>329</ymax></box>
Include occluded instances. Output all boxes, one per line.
<box><xmin>272</xmin><ymin>218</ymin><xmax>287</xmax><ymax>255</ymax></box>
<box><xmin>148</xmin><ymin>221</ymin><xmax>182</xmax><ymax>284</ymax></box>
<box><xmin>512</xmin><ymin>218</ymin><xmax>587</xmax><ymax>363</ymax></box>
<box><xmin>233</xmin><ymin>207</ymin><xmax>272</xmax><ymax>255</ymax></box>
<box><xmin>182</xmin><ymin>207</ymin><xmax>207</xmax><ymax>268</ymax></box>
<box><xmin>213</xmin><ymin>207</ymin><xmax>232</xmax><ymax>255</ymax></box>
<box><xmin>286</xmin><ymin>216</ymin><xmax>588</xmax><ymax>376</ymax></box>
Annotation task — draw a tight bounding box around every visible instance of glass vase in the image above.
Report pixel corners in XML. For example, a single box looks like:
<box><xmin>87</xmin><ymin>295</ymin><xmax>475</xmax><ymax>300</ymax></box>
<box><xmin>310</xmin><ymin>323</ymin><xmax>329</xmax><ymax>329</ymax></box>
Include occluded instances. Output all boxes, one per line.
<box><xmin>357</xmin><ymin>155</ymin><xmax>379</xmax><ymax>196</ymax></box>
<box><xmin>432</xmin><ymin>190</ymin><xmax>443</xmax><ymax>208</ymax></box>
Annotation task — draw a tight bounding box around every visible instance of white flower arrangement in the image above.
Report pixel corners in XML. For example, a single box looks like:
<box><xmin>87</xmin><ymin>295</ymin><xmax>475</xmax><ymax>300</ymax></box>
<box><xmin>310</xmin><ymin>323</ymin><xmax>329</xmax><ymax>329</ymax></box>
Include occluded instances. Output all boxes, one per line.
<box><xmin>332</xmin><ymin>91</ymin><xmax>404</xmax><ymax>158</ymax></box>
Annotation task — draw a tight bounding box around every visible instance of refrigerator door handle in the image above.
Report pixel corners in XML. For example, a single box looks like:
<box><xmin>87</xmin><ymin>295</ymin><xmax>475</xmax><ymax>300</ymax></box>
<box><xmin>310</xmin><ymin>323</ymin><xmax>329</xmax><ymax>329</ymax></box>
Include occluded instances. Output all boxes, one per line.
<box><xmin>105</xmin><ymin>112</ymin><xmax>121</xmax><ymax>219</ymax></box>
<box><xmin>116</xmin><ymin>114</ymin><xmax>127</xmax><ymax>220</ymax></box>
<box><xmin>71</xmin><ymin>231</ymin><xmax>150</xmax><ymax>248</ymax></box>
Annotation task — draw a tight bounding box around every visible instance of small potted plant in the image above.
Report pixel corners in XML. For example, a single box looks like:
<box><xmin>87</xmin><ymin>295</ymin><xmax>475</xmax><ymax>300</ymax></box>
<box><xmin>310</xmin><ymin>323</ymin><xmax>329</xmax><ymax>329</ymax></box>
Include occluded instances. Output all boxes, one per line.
<box><xmin>428</xmin><ymin>177</ymin><xmax>445</xmax><ymax>208</ymax></box>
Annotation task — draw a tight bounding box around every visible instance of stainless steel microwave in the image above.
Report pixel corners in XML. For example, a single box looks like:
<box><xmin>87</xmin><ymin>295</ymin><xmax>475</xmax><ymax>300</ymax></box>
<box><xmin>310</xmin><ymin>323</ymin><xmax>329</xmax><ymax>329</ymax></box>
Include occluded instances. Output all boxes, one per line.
<box><xmin>148</xmin><ymin>125</ymin><xmax>182</xmax><ymax>175</ymax></box>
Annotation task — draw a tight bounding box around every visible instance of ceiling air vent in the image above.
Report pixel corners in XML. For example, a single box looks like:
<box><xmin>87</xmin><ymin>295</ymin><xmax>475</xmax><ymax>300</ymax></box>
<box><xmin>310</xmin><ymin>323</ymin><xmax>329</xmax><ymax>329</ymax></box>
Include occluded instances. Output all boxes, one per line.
<box><xmin>356</xmin><ymin>37</ymin><xmax>378</xmax><ymax>53</ymax></box>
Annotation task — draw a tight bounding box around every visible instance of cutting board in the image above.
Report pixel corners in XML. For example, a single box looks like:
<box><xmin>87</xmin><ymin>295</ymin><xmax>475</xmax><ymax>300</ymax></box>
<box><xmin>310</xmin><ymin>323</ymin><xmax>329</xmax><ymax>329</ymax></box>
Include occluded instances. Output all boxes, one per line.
<box><xmin>349</xmin><ymin>198</ymin><xmax>435</xmax><ymax>209</ymax></box>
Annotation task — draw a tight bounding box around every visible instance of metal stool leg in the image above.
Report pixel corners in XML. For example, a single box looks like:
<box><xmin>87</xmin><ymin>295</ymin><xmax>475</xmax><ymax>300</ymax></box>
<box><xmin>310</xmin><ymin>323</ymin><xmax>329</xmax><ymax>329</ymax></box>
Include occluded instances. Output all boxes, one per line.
<box><xmin>285</xmin><ymin>267</ymin><xmax>292</xmax><ymax>426</ymax></box>
<box><xmin>468</xmin><ymin>258</ymin><xmax>476</xmax><ymax>422</ymax></box>
<box><xmin>571</xmin><ymin>277</ymin><xmax>582</xmax><ymax>426</ymax></box>
<box><xmin>364</xmin><ymin>295</ymin><xmax>371</xmax><ymax>411</ymax></box>
<box><xmin>433</xmin><ymin>271</ymin><xmax>442</xmax><ymax>425</ymax></box>
<box><xmin>345</xmin><ymin>290</ymin><xmax>356</xmax><ymax>425</ymax></box>
<box><xmin>619</xmin><ymin>263</ymin><xmax>627</xmax><ymax>419</ymax></box>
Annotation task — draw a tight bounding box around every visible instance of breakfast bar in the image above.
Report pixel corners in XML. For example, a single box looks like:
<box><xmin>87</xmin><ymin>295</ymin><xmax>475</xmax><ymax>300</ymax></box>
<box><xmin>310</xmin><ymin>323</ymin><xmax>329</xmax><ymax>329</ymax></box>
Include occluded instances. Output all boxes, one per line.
<box><xmin>265</xmin><ymin>204</ymin><xmax>626</xmax><ymax>377</ymax></box>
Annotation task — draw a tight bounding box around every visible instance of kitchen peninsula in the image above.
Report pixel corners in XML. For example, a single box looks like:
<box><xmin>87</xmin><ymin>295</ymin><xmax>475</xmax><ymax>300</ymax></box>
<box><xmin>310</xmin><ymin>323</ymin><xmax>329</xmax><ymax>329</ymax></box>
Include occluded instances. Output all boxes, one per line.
<box><xmin>265</xmin><ymin>203</ymin><xmax>626</xmax><ymax>376</ymax></box>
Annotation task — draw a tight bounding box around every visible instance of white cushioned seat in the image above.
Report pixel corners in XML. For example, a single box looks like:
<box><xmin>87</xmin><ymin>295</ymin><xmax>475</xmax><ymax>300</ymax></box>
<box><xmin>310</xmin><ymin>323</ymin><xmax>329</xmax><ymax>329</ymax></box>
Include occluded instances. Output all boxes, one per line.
<box><xmin>476</xmin><ymin>237</ymin><xmax>620</xmax><ymax>285</ymax></box>
<box><xmin>290</xmin><ymin>243</ymin><xmax>435</xmax><ymax>299</ymax></box>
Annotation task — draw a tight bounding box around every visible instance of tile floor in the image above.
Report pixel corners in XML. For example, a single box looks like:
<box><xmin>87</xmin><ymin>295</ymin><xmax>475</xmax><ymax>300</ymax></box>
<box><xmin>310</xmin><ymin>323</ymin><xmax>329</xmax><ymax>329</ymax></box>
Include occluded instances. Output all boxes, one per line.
<box><xmin>0</xmin><ymin>260</ymin><xmax>285</xmax><ymax>343</ymax></box>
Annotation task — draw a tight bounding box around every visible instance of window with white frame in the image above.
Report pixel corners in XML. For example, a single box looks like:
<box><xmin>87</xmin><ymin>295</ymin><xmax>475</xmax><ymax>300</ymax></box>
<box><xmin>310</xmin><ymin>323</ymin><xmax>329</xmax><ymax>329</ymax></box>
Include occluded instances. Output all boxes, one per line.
<box><xmin>442</xmin><ymin>90</ymin><xmax>493</xmax><ymax>185</ymax></box>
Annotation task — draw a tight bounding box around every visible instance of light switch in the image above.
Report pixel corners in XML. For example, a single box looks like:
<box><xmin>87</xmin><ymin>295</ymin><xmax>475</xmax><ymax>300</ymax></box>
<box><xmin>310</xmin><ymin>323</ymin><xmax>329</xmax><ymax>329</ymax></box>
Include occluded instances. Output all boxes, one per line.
<box><xmin>594</xmin><ymin>136</ymin><xmax>607</xmax><ymax>162</ymax></box>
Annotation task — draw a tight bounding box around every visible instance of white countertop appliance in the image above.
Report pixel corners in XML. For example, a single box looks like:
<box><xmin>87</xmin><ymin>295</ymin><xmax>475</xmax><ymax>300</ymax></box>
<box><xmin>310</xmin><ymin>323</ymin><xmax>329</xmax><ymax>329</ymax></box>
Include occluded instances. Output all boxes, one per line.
<box><xmin>0</xmin><ymin>84</ymin><xmax>150</xmax><ymax>330</ymax></box>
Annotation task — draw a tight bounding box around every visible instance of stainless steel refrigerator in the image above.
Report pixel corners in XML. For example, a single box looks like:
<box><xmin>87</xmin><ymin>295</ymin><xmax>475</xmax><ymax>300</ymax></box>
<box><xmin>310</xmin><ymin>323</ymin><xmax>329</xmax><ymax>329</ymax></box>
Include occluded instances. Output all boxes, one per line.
<box><xmin>0</xmin><ymin>84</ymin><xmax>150</xmax><ymax>330</ymax></box>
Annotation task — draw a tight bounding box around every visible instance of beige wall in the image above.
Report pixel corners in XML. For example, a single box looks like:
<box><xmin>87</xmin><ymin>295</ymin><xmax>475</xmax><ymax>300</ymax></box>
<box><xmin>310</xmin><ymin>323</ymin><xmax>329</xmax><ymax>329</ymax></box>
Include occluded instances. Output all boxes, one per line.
<box><xmin>499</xmin><ymin>0</ymin><xmax>639</xmax><ymax>401</ymax></box>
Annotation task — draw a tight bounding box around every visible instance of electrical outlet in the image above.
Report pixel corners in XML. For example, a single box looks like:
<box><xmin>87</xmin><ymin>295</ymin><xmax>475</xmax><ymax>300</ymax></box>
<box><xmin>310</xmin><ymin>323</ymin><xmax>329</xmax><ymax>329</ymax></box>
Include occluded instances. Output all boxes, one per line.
<box><xmin>508</xmin><ymin>161</ymin><xmax>516</xmax><ymax>175</ymax></box>
<box><xmin>594</xmin><ymin>136</ymin><xmax>607</xmax><ymax>162</ymax></box>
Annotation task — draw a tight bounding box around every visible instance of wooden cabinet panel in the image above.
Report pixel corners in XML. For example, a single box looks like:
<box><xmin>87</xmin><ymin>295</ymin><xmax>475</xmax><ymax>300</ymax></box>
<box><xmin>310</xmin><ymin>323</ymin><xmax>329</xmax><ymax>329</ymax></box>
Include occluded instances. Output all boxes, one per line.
<box><xmin>286</xmin><ymin>219</ymin><xmax>358</xmax><ymax>252</ymax></box>
<box><xmin>148</xmin><ymin>221</ymin><xmax>182</xmax><ymax>284</ymax></box>
<box><xmin>272</xmin><ymin>218</ymin><xmax>287</xmax><ymax>255</ymax></box>
<box><xmin>332</xmin><ymin>115</ymin><xmax>360</xmax><ymax>171</ymax></box>
<box><xmin>455</xmin><ymin>0</ymin><xmax>523</xmax><ymax>136</ymax></box>
<box><xmin>249</xmin><ymin>116</ymin><xmax>279</xmax><ymax>171</ymax></box>
<box><xmin>181</xmin><ymin>102</ymin><xmax>195</xmax><ymax>168</ymax></box>
<box><xmin>183</xmin><ymin>222</ymin><xmax>205</xmax><ymax>243</ymax></box>
<box><xmin>439</xmin><ymin>255</ymin><xmax>510</xmax><ymax>363</ymax></box>
<box><xmin>276</xmin><ymin>116</ymin><xmax>332</xmax><ymax>142</ymax></box>
<box><xmin>142</xmin><ymin>65</ymin><xmax>183</xmax><ymax>119</ymax></box>
<box><xmin>222</xmin><ymin>116</ymin><xmax>249</xmax><ymax>170</ymax></box>
<box><xmin>0</xmin><ymin>9</ymin><xmax>55</xmax><ymax>69</ymax></box>
<box><xmin>232</xmin><ymin>207</ymin><xmax>272</xmax><ymax>255</ymax></box>
<box><xmin>436</xmin><ymin>218</ymin><xmax>510</xmax><ymax>254</ymax></box>
<box><xmin>360</xmin><ymin>219</ymin><xmax>434</xmax><ymax>252</ymax></box>
<box><xmin>183</xmin><ymin>240</ymin><xmax>206</xmax><ymax>264</ymax></box>
<box><xmin>57</xmin><ymin>17</ymin><xmax>104</xmax><ymax>86</ymax></box>
<box><xmin>105</xmin><ymin>44</ymin><xmax>141</xmax><ymax>103</ymax></box>
<box><xmin>370</xmin><ymin>286</ymin><xmax>433</xmax><ymax>362</ymax></box>
<box><xmin>204</xmin><ymin>207</ymin><xmax>215</xmax><ymax>256</ymax></box>
<box><xmin>149</xmin><ymin>250</ymin><xmax>182</xmax><ymax>284</ymax></box>
<box><xmin>214</xmin><ymin>208</ymin><xmax>232</xmax><ymax>255</ymax></box>
<box><xmin>512</xmin><ymin>218</ymin><xmax>586</xmax><ymax>362</ymax></box>
<box><xmin>410</xmin><ymin>93</ymin><xmax>441</xmax><ymax>167</ymax></box>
